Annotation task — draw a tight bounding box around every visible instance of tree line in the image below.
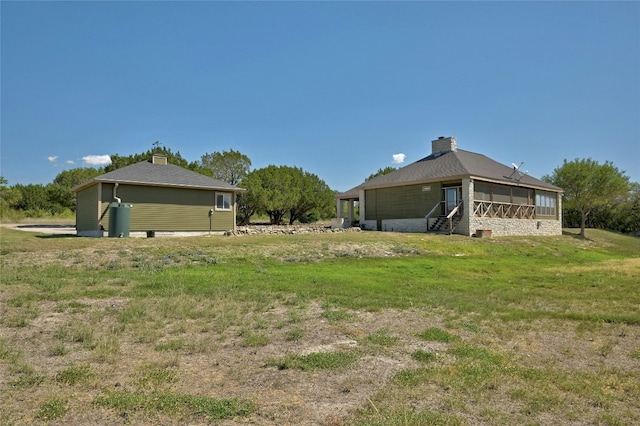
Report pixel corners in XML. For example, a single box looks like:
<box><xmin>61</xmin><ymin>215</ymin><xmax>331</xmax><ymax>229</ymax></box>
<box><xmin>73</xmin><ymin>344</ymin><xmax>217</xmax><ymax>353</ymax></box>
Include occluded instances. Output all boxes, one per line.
<box><xmin>0</xmin><ymin>145</ymin><xmax>335</xmax><ymax>226</ymax></box>
<box><xmin>1</xmin><ymin>146</ymin><xmax>638</xmax><ymax>235</ymax></box>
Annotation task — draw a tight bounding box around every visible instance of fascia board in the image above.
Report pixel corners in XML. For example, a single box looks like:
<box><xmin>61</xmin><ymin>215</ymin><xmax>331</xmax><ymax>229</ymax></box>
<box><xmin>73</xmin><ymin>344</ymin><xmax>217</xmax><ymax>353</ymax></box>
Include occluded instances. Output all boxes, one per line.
<box><xmin>469</xmin><ymin>176</ymin><xmax>563</xmax><ymax>193</ymax></box>
<box><xmin>73</xmin><ymin>179</ymin><xmax>245</xmax><ymax>193</ymax></box>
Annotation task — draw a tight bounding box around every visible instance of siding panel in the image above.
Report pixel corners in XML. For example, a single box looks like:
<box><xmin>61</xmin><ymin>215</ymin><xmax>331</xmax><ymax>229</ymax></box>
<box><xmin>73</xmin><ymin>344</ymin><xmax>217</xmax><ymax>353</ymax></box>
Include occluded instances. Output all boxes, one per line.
<box><xmin>99</xmin><ymin>184</ymin><xmax>235</xmax><ymax>231</ymax></box>
<box><xmin>76</xmin><ymin>185</ymin><xmax>99</xmax><ymax>233</ymax></box>
<box><xmin>365</xmin><ymin>183</ymin><xmax>442</xmax><ymax>220</ymax></box>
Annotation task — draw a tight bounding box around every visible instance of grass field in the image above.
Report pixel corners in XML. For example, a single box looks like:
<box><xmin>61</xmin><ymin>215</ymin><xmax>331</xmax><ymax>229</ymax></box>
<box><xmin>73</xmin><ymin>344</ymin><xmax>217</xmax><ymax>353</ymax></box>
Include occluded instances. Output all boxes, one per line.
<box><xmin>1</xmin><ymin>227</ymin><xmax>639</xmax><ymax>425</ymax></box>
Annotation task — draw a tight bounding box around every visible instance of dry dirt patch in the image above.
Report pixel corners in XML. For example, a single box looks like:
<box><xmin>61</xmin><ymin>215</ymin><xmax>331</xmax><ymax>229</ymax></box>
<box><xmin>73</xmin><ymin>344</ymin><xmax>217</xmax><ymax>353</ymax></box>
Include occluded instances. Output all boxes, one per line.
<box><xmin>1</xmin><ymin>294</ymin><xmax>445</xmax><ymax>425</ymax></box>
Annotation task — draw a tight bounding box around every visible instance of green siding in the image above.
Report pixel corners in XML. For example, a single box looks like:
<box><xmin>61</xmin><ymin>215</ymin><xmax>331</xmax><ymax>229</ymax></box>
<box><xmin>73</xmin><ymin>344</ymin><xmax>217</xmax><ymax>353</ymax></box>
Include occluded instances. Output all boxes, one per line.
<box><xmin>365</xmin><ymin>183</ymin><xmax>442</xmax><ymax>220</ymax></box>
<box><xmin>76</xmin><ymin>185</ymin><xmax>100</xmax><ymax>233</ymax></box>
<box><xmin>99</xmin><ymin>184</ymin><xmax>235</xmax><ymax>232</ymax></box>
<box><xmin>101</xmin><ymin>184</ymin><xmax>215</xmax><ymax>206</ymax></box>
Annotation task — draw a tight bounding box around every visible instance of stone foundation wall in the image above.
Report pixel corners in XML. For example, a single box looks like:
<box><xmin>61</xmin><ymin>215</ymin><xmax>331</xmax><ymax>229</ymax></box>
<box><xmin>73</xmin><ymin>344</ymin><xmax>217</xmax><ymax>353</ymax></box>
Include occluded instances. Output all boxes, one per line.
<box><xmin>468</xmin><ymin>217</ymin><xmax>561</xmax><ymax>237</ymax></box>
<box><xmin>360</xmin><ymin>216</ymin><xmax>562</xmax><ymax>237</ymax></box>
<box><xmin>360</xmin><ymin>218</ymin><xmax>427</xmax><ymax>233</ymax></box>
<box><xmin>382</xmin><ymin>218</ymin><xmax>428</xmax><ymax>233</ymax></box>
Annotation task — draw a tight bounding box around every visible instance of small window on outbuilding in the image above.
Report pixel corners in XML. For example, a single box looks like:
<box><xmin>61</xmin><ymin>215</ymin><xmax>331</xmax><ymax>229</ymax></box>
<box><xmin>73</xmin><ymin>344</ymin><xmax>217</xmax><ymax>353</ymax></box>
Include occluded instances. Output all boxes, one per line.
<box><xmin>215</xmin><ymin>193</ymin><xmax>232</xmax><ymax>211</ymax></box>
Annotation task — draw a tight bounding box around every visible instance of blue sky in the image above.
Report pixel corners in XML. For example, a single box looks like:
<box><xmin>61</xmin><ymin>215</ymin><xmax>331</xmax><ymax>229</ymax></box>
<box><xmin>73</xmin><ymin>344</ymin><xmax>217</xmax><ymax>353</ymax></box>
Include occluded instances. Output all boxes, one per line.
<box><xmin>1</xmin><ymin>1</ymin><xmax>638</xmax><ymax>192</ymax></box>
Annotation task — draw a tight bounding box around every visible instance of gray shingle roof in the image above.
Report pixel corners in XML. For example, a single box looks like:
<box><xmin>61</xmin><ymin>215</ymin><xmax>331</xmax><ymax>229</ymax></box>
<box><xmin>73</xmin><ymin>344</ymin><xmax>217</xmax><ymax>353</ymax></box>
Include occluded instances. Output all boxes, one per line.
<box><xmin>337</xmin><ymin>149</ymin><xmax>561</xmax><ymax>199</ymax></box>
<box><xmin>73</xmin><ymin>160</ymin><xmax>244</xmax><ymax>192</ymax></box>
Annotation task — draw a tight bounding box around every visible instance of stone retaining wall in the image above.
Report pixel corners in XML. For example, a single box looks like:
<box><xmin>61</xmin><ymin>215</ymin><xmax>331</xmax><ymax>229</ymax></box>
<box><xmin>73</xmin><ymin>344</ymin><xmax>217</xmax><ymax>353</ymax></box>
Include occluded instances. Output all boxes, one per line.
<box><xmin>226</xmin><ymin>224</ymin><xmax>362</xmax><ymax>236</ymax></box>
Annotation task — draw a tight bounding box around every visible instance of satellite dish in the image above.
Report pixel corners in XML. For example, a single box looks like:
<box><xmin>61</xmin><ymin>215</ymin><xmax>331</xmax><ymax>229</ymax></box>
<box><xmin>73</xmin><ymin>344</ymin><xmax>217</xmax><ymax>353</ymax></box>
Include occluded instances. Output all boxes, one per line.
<box><xmin>507</xmin><ymin>162</ymin><xmax>526</xmax><ymax>181</ymax></box>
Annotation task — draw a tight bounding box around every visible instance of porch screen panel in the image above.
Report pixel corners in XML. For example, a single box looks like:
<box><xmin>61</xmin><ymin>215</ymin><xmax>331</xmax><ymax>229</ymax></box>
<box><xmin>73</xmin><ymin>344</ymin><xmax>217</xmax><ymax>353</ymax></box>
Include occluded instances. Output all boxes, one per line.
<box><xmin>493</xmin><ymin>184</ymin><xmax>511</xmax><ymax>203</ymax></box>
<box><xmin>512</xmin><ymin>187</ymin><xmax>530</xmax><ymax>204</ymax></box>
<box><xmin>474</xmin><ymin>182</ymin><xmax>491</xmax><ymax>201</ymax></box>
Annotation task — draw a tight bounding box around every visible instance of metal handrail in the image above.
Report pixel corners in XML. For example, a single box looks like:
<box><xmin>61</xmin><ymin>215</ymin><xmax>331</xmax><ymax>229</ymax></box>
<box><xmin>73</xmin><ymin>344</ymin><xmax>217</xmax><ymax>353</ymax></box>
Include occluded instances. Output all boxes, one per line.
<box><xmin>446</xmin><ymin>201</ymin><xmax>463</xmax><ymax>219</ymax></box>
<box><xmin>425</xmin><ymin>201</ymin><xmax>444</xmax><ymax>219</ymax></box>
<box><xmin>446</xmin><ymin>201</ymin><xmax>464</xmax><ymax>235</ymax></box>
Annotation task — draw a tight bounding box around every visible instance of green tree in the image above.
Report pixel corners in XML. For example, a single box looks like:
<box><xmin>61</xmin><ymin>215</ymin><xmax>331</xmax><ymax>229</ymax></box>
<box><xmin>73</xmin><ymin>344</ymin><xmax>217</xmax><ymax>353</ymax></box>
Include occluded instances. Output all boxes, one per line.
<box><xmin>609</xmin><ymin>182</ymin><xmax>640</xmax><ymax>234</ymax></box>
<box><xmin>366</xmin><ymin>166</ymin><xmax>397</xmax><ymax>182</ymax></box>
<box><xmin>259</xmin><ymin>166</ymin><xmax>297</xmax><ymax>225</ymax></box>
<box><xmin>0</xmin><ymin>177</ymin><xmax>23</xmax><ymax>218</ymax></box>
<box><xmin>199</xmin><ymin>149</ymin><xmax>251</xmax><ymax>185</ymax></box>
<box><xmin>288</xmin><ymin>170</ymin><xmax>334</xmax><ymax>225</ymax></box>
<box><xmin>51</xmin><ymin>168</ymin><xmax>103</xmax><ymax>211</ymax></box>
<box><xmin>237</xmin><ymin>165</ymin><xmax>334</xmax><ymax>225</ymax></box>
<box><xmin>543</xmin><ymin>158</ymin><xmax>630</xmax><ymax>237</ymax></box>
<box><xmin>236</xmin><ymin>172</ymin><xmax>265</xmax><ymax>225</ymax></box>
<box><xmin>11</xmin><ymin>183</ymin><xmax>49</xmax><ymax>215</ymax></box>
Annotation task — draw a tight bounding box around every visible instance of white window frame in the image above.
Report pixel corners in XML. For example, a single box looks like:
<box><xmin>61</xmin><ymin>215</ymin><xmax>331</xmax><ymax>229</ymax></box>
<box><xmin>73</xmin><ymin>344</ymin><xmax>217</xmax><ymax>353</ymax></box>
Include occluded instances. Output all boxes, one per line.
<box><xmin>535</xmin><ymin>191</ymin><xmax>556</xmax><ymax>217</ymax></box>
<box><xmin>215</xmin><ymin>192</ymin><xmax>232</xmax><ymax>211</ymax></box>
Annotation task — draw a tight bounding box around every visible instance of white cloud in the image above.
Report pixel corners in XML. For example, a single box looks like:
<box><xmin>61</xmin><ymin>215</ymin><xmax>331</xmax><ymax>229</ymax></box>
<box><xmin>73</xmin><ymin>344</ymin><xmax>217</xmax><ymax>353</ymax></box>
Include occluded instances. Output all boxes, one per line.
<box><xmin>392</xmin><ymin>153</ymin><xmax>406</xmax><ymax>164</ymax></box>
<box><xmin>82</xmin><ymin>154</ymin><xmax>112</xmax><ymax>166</ymax></box>
<box><xmin>48</xmin><ymin>155</ymin><xmax>58</xmax><ymax>164</ymax></box>
<box><xmin>65</xmin><ymin>160</ymin><xmax>76</xmax><ymax>165</ymax></box>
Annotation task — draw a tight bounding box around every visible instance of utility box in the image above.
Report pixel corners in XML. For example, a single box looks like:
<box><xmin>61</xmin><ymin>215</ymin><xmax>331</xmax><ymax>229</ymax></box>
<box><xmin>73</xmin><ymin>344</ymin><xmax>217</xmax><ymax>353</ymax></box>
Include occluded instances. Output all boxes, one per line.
<box><xmin>475</xmin><ymin>229</ymin><xmax>492</xmax><ymax>238</ymax></box>
<box><xmin>108</xmin><ymin>204</ymin><xmax>132</xmax><ymax>238</ymax></box>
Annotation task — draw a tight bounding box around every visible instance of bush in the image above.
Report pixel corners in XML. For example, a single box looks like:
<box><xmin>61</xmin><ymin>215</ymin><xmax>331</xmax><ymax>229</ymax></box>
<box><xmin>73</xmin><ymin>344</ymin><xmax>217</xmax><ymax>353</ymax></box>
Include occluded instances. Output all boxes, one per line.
<box><xmin>298</xmin><ymin>209</ymin><xmax>320</xmax><ymax>224</ymax></box>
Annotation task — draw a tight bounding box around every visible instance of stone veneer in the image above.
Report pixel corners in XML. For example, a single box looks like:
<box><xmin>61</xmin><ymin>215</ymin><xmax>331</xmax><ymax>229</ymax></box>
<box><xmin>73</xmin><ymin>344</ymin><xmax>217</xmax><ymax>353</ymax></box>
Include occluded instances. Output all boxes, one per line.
<box><xmin>468</xmin><ymin>217</ymin><xmax>561</xmax><ymax>237</ymax></box>
<box><xmin>359</xmin><ymin>216</ymin><xmax>561</xmax><ymax>236</ymax></box>
<box><xmin>378</xmin><ymin>218</ymin><xmax>428</xmax><ymax>233</ymax></box>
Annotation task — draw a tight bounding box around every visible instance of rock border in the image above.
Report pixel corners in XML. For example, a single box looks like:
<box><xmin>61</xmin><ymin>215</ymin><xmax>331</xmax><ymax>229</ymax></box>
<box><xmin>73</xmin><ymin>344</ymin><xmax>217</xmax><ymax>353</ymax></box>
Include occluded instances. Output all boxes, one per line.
<box><xmin>226</xmin><ymin>224</ymin><xmax>362</xmax><ymax>236</ymax></box>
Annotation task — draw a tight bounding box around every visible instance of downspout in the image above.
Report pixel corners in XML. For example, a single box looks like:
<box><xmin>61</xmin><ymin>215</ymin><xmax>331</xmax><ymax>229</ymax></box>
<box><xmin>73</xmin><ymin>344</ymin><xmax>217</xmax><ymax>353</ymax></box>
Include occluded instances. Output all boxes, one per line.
<box><xmin>98</xmin><ymin>182</ymin><xmax>121</xmax><ymax>224</ymax></box>
<box><xmin>113</xmin><ymin>183</ymin><xmax>121</xmax><ymax>203</ymax></box>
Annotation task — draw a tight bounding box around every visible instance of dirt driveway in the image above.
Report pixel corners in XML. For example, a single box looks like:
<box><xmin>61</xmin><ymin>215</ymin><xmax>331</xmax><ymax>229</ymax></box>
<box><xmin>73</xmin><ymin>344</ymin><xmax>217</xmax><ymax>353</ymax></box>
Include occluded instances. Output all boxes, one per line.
<box><xmin>1</xmin><ymin>223</ymin><xmax>77</xmax><ymax>235</ymax></box>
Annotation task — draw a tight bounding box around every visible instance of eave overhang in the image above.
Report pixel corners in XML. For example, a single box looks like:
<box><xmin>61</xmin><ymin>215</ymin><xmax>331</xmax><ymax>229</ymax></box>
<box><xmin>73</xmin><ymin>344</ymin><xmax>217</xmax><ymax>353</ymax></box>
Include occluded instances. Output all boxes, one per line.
<box><xmin>72</xmin><ymin>179</ymin><xmax>246</xmax><ymax>193</ymax></box>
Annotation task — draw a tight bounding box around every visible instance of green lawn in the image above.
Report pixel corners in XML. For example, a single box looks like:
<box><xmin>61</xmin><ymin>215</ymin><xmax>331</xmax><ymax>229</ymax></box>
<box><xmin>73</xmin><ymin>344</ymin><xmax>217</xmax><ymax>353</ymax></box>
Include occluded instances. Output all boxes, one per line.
<box><xmin>1</xmin><ymin>227</ymin><xmax>638</xmax><ymax>425</ymax></box>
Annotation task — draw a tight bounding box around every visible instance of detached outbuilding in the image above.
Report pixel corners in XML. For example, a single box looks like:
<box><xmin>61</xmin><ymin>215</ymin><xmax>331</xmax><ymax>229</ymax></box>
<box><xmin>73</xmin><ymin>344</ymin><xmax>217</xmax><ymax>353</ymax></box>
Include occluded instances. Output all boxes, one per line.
<box><xmin>72</xmin><ymin>154</ymin><xmax>245</xmax><ymax>237</ymax></box>
<box><xmin>336</xmin><ymin>136</ymin><xmax>563</xmax><ymax>237</ymax></box>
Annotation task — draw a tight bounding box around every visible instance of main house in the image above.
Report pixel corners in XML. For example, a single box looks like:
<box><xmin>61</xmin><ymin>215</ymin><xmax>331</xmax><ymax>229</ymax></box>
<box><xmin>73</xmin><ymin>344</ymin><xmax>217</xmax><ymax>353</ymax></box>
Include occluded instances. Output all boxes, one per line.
<box><xmin>72</xmin><ymin>154</ymin><xmax>245</xmax><ymax>237</ymax></box>
<box><xmin>336</xmin><ymin>137</ymin><xmax>563</xmax><ymax>237</ymax></box>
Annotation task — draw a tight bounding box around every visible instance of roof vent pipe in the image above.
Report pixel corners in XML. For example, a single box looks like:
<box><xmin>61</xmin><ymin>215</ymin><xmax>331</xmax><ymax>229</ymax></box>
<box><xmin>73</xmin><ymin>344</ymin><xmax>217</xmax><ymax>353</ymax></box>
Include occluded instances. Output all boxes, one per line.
<box><xmin>113</xmin><ymin>183</ymin><xmax>121</xmax><ymax>204</ymax></box>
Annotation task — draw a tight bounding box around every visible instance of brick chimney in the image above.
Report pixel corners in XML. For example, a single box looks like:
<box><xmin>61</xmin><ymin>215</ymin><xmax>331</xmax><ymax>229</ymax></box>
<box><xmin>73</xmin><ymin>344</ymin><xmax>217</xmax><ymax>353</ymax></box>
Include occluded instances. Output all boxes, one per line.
<box><xmin>431</xmin><ymin>136</ymin><xmax>457</xmax><ymax>155</ymax></box>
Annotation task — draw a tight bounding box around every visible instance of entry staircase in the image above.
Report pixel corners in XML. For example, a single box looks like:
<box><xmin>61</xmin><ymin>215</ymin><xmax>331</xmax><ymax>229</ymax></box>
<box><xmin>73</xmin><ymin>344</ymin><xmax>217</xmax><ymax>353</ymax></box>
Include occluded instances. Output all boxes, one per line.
<box><xmin>429</xmin><ymin>214</ymin><xmax>463</xmax><ymax>233</ymax></box>
<box><xmin>425</xmin><ymin>201</ymin><xmax>463</xmax><ymax>235</ymax></box>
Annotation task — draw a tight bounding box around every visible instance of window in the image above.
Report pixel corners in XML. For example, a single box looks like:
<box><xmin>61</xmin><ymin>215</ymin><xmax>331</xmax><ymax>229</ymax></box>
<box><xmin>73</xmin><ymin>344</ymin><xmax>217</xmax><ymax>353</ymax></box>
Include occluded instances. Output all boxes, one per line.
<box><xmin>535</xmin><ymin>191</ymin><xmax>556</xmax><ymax>216</ymax></box>
<box><xmin>215</xmin><ymin>193</ymin><xmax>231</xmax><ymax>211</ymax></box>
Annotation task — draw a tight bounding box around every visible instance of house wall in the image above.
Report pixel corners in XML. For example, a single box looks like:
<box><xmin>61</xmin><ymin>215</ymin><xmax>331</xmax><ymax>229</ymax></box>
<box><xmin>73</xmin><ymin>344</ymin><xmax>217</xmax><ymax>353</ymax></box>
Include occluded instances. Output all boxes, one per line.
<box><xmin>99</xmin><ymin>184</ymin><xmax>236</xmax><ymax>232</ymax></box>
<box><xmin>76</xmin><ymin>184</ymin><xmax>102</xmax><ymax>237</ymax></box>
<box><xmin>364</xmin><ymin>183</ymin><xmax>442</xmax><ymax>220</ymax></box>
<box><xmin>358</xmin><ymin>178</ymin><xmax>562</xmax><ymax>237</ymax></box>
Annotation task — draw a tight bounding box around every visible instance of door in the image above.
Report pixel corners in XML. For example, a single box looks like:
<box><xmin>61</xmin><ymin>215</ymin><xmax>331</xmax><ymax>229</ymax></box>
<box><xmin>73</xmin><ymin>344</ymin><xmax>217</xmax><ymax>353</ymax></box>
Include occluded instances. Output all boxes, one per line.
<box><xmin>445</xmin><ymin>187</ymin><xmax>461</xmax><ymax>214</ymax></box>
